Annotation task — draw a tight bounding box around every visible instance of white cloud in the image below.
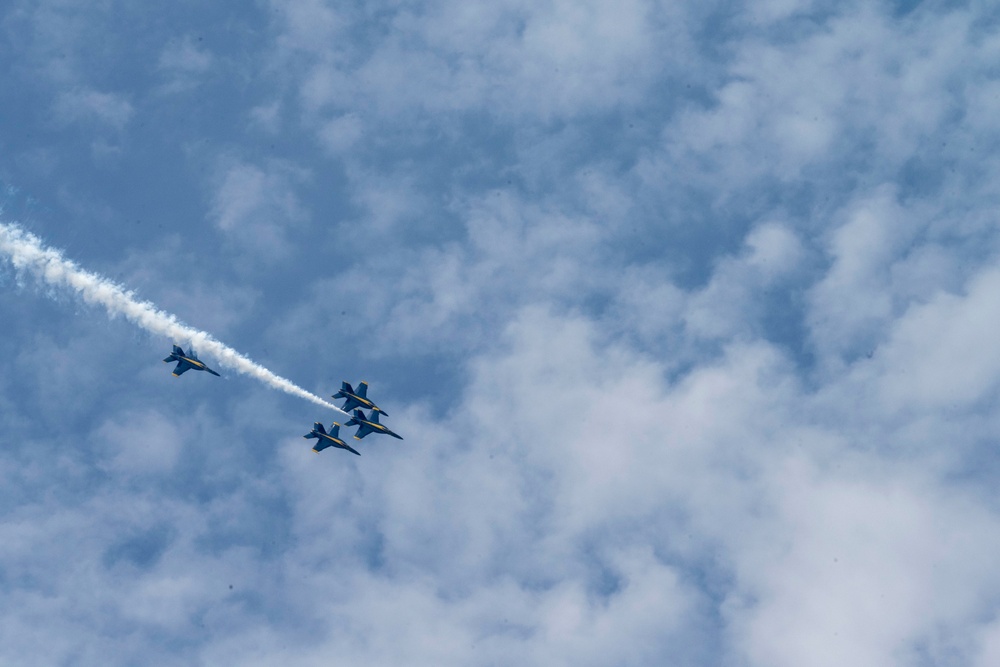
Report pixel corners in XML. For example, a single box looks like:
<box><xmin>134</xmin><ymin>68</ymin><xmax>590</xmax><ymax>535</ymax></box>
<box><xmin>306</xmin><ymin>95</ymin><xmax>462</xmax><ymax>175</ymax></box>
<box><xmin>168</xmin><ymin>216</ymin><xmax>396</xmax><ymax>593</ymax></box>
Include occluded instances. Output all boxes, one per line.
<box><xmin>53</xmin><ymin>88</ymin><xmax>134</xmax><ymax>131</ymax></box>
<box><xmin>807</xmin><ymin>186</ymin><xmax>917</xmax><ymax>362</ymax></box>
<box><xmin>730</xmin><ymin>469</ymin><xmax>1000</xmax><ymax>667</ymax></box>
<box><xmin>686</xmin><ymin>222</ymin><xmax>805</xmax><ymax>341</ymax></box>
<box><xmin>95</xmin><ymin>409</ymin><xmax>183</xmax><ymax>474</ymax></box>
<box><xmin>269</xmin><ymin>0</ymin><xmax>344</xmax><ymax>58</ymax></box>
<box><xmin>272</xmin><ymin>0</ymin><xmax>688</xmax><ymax>132</ymax></box>
<box><xmin>208</xmin><ymin>157</ymin><xmax>311</xmax><ymax>259</ymax></box>
<box><xmin>156</xmin><ymin>36</ymin><xmax>214</xmax><ymax>95</ymax></box>
<box><xmin>158</xmin><ymin>37</ymin><xmax>212</xmax><ymax>74</ymax></box>
<box><xmin>646</xmin><ymin>5</ymin><xmax>984</xmax><ymax>190</ymax></box>
<box><xmin>317</xmin><ymin>113</ymin><xmax>364</xmax><ymax>153</ymax></box>
<box><xmin>248</xmin><ymin>100</ymin><xmax>283</xmax><ymax>134</ymax></box>
<box><xmin>870</xmin><ymin>266</ymin><xmax>1000</xmax><ymax>412</ymax></box>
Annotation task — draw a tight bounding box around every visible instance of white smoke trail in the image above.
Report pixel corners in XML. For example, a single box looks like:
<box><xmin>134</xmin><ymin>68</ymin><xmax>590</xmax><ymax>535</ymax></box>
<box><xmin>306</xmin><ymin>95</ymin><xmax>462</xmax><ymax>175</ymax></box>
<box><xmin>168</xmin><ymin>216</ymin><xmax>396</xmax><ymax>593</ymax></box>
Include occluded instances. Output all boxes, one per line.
<box><xmin>0</xmin><ymin>222</ymin><xmax>347</xmax><ymax>415</ymax></box>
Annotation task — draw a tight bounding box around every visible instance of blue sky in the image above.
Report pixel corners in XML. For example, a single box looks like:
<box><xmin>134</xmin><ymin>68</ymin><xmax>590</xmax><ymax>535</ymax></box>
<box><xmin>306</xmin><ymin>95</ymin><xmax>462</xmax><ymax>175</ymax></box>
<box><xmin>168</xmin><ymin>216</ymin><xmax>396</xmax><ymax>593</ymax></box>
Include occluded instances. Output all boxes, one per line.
<box><xmin>3</xmin><ymin>0</ymin><xmax>1000</xmax><ymax>664</ymax></box>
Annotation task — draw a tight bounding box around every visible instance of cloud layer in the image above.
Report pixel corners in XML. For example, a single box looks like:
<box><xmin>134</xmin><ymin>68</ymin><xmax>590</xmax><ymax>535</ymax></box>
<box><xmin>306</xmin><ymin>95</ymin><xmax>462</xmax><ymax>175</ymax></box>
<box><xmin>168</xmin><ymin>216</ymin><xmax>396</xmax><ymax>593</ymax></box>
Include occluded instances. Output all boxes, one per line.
<box><xmin>2</xmin><ymin>0</ymin><xmax>1000</xmax><ymax>665</ymax></box>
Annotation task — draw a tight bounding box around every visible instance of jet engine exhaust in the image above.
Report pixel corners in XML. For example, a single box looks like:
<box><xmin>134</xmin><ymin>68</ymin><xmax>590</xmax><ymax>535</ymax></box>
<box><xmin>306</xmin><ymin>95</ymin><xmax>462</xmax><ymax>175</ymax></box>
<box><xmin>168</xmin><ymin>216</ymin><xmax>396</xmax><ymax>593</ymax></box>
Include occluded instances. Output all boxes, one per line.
<box><xmin>0</xmin><ymin>221</ymin><xmax>346</xmax><ymax>415</ymax></box>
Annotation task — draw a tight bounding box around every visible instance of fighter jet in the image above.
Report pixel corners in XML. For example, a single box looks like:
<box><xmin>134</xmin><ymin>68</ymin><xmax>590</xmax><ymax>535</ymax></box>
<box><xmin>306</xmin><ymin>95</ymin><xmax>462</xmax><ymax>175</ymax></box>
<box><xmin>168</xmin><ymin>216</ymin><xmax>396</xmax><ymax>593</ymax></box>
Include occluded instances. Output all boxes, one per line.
<box><xmin>163</xmin><ymin>344</ymin><xmax>221</xmax><ymax>377</ymax></box>
<box><xmin>345</xmin><ymin>409</ymin><xmax>403</xmax><ymax>441</ymax></box>
<box><xmin>332</xmin><ymin>381</ymin><xmax>388</xmax><ymax>416</ymax></box>
<box><xmin>303</xmin><ymin>421</ymin><xmax>360</xmax><ymax>455</ymax></box>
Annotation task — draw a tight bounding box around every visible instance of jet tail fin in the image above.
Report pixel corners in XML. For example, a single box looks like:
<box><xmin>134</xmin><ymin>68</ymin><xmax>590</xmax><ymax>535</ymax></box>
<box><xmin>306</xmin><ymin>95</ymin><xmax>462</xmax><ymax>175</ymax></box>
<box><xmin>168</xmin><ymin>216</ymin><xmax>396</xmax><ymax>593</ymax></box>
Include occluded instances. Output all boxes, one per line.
<box><xmin>304</xmin><ymin>422</ymin><xmax>326</xmax><ymax>439</ymax></box>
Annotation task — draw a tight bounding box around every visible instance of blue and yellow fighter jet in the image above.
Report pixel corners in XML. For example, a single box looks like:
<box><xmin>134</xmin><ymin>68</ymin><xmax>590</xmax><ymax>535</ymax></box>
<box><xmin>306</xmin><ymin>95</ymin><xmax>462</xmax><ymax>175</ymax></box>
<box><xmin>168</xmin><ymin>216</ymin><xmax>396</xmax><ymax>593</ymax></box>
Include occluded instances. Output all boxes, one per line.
<box><xmin>332</xmin><ymin>381</ymin><xmax>388</xmax><ymax>416</ymax></box>
<box><xmin>303</xmin><ymin>422</ymin><xmax>360</xmax><ymax>455</ymax></box>
<box><xmin>345</xmin><ymin>409</ymin><xmax>403</xmax><ymax>441</ymax></box>
<box><xmin>163</xmin><ymin>345</ymin><xmax>221</xmax><ymax>377</ymax></box>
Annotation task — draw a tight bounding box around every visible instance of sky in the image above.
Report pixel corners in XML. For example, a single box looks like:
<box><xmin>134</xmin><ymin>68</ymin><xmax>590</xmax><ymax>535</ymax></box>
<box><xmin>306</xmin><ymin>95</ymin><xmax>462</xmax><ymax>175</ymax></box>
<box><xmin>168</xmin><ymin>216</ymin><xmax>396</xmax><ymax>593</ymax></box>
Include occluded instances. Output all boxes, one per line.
<box><xmin>1</xmin><ymin>0</ymin><xmax>1000</xmax><ymax>664</ymax></box>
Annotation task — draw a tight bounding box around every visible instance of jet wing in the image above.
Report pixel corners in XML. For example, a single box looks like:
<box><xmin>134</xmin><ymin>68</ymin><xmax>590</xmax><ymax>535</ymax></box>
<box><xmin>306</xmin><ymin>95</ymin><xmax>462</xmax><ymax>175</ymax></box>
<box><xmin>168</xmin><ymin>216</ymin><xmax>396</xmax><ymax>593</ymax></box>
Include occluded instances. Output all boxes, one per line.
<box><xmin>353</xmin><ymin>424</ymin><xmax>374</xmax><ymax>440</ymax></box>
<box><xmin>313</xmin><ymin>440</ymin><xmax>361</xmax><ymax>455</ymax></box>
<box><xmin>172</xmin><ymin>361</ymin><xmax>192</xmax><ymax>376</ymax></box>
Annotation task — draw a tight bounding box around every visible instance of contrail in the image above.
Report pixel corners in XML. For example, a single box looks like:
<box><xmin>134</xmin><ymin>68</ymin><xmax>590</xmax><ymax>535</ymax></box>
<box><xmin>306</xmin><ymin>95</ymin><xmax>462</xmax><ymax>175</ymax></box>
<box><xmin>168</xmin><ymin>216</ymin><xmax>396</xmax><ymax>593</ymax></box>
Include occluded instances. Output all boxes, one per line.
<box><xmin>0</xmin><ymin>222</ymin><xmax>346</xmax><ymax>415</ymax></box>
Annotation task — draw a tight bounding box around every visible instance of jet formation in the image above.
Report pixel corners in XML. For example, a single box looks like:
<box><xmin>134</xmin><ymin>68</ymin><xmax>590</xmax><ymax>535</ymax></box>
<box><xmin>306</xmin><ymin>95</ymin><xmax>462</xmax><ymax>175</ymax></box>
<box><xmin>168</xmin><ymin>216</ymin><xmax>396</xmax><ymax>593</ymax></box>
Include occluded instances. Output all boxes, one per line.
<box><xmin>163</xmin><ymin>345</ymin><xmax>401</xmax><ymax>457</ymax></box>
<box><xmin>313</xmin><ymin>382</ymin><xmax>403</xmax><ymax>455</ymax></box>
